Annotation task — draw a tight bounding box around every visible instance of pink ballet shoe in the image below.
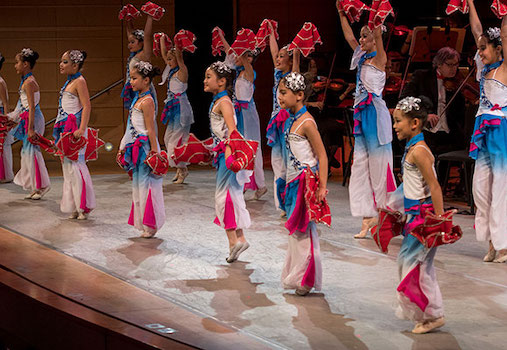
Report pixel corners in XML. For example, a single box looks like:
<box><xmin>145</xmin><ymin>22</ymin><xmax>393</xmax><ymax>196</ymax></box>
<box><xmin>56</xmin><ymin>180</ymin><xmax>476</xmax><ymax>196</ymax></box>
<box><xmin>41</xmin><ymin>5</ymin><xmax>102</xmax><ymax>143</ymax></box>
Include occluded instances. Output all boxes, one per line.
<box><xmin>354</xmin><ymin>217</ymin><xmax>377</xmax><ymax>239</ymax></box>
<box><xmin>226</xmin><ymin>242</ymin><xmax>243</xmax><ymax>263</ymax></box>
<box><xmin>174</xmin><ymin>167</ymin><xmax>188</xmax><ymax>184</ymax></box>
<box><xmin>254</xmin><ymin>187</ymin><xmax>268</xmax><ymax>200</ymax></box>
<box><xmin>483</xmin><ymin>248</ymin><xmax>497</xmax><ymax>262</ymax></box>
<box><xmin>493</xmin><ymin>250</ymin><xmax>507</xmax><ymax>263</ymax></box>
<box><xmin>68</xmin><ymin>211</ymin><xmax>79</xmax><ymax>219</ymax></box>
<box><xmin>140</xmin><ymin>231</ymin><xmax>156</xmax><ymax>238</ymax></box>
<box><xmin>77</xmin><ymin>212</ymin><xmax>88</xmax><ymax>220</ymax></box>
<box><xmin>295</xmin><ymin>286</ymin><xmax>311</xmax><ymax>296</ymax></box>
<box><xmin>411</xmin><ymin>317</ymin><xmax>445</xmax><ymax>334</ymax></box>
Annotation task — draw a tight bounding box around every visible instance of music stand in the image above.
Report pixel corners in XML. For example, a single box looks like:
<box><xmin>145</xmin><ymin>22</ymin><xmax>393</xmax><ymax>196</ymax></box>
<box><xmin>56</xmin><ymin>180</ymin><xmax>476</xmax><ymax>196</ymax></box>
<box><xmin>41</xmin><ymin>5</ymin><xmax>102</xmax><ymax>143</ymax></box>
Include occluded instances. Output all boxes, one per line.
<box><xmin>398</xmin><ymin>26</ymin><xmax>466</xmax><ymax>98</ymax></box>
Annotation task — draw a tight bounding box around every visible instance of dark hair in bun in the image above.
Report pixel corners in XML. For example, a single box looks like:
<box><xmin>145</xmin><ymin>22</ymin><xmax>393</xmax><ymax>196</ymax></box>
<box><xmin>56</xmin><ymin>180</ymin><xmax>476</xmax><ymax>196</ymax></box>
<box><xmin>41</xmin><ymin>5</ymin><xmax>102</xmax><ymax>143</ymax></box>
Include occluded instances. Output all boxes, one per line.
<box><xmin>133</xmin><ymin>61</ymin><xmax>161</xmax><ymax>82</ymax></box>
<box><xmin>19</xmin><ymin>48</ymin><xmax>39</xmax><ymax>69</ymax></box>
<box><xmin>396</xmin><ymin>95</ymin><xmax>433</xmax><ymax>128</ymax></box>
<box><xmin>67</xmin><ymin>50</ymin><xmax>88</xmax><ymax>70</ymax></box>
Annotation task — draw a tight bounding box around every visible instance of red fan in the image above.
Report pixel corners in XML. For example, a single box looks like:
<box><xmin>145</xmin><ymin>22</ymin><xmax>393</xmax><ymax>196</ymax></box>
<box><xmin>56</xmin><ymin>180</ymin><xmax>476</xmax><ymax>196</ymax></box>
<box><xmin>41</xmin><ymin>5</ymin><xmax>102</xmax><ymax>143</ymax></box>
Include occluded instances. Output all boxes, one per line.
<box><xmin>0</xmin><ymin>115</ymin><xmax>16</xmax><ymax>133</ymax></box>
<box><xmin>368</xmin><ymin>0</ymin><xmax>394</xmax><ymax>30</ymax></box>
<box><xmin>118</xmin><ymin>4</ymin><xmax>141</xmax><ymax>21</ymax></box>
<box><xmin>153</xmin><ymin>32</ymin><xmax>173</xmax><ymax>57</ymax></box>
<box><xmin>174</xmin><ymin>29</ymin><xmax>197</xmax><ymax>53</ymax></box>
<box><xmin>224</xmin><ymin>129</ymin><xmax>259</xmax><ymax>172</ymax></box>
<box><xmin>140</xmin><ymin>1</ymin><xmax>165</xmax><ymax>21</ymax></box>
<box><xmin>117</xmin><ymin>151</ymin><xmax>129</xmax><ymax>170</ymax></box>
<box><xmin>55</xmin><ymin>132</ymin><xmax>87</xmax><ymax>161</ymax></box>
<box><xmin>144</xmin><ymin>150</ymin><xmax>170</xmax><ymax>176</ymax></box>
<box><xmin>211</xmin><ymin>26</ymin><xmax>226</xmax><ymax>56</ymax></box>
<box><xmin>304</xmin><ymin>167</ymin><xmax>331</xmax><ymax>227</ymax></box>
<box><xmin>28</xmin><ymin>133</ymin><xmax>57</xmax><ymax>155</ymax></box>
<box><xmin>229</xmin><ymin>28</ymin><xmax>257</xmax><ymax>56</ymax></box>
<box><xmin>492</xmin><ymin>0</ymin><xmax>507</xmax><ymax>18</ymax></box>
<box><xmin>172</xmin><ymin>133</ymin><xmax>213</xmax><ymax>165</ymax></box>
<box><xmin>371</xmin><ymin>208</ymin><xmax>404</xmax><ymax>253</ymax></box>
<box><xmin>84</xmin><ymin>128</ymin><xmax>104</xmax><ymax>161</ymax></box>
<box><xmin>409</xmin><ymin>209</ymin><xmax>463</xmax><ymax>249</ymax></box>
<box><xmin>338</xmin><ymin>0</ymin><xmax>370</xmax><ymax>23</ymax></box>
<box><xmin>287</xmin><ymin>22</ymin><xmax>323</xmax><ymax>57</ymax></box>
<box><xmin>446</xmin><ymin>0</ymin><xmax>468</xmax><ymax>15</ymax></box>
<box><xmin>255</xmin><ymin>19</ymin><xmax>279</xmax><ymax>52</ymax></box>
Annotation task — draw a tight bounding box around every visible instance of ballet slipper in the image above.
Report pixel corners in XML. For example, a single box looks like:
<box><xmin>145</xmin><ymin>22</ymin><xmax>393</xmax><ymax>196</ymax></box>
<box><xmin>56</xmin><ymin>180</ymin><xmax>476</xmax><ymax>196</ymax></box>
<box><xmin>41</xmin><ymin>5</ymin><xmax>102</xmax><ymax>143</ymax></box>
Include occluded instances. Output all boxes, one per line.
<box><xmin>254</xmin><ymin>187</ymin><xmax>268</xmax><ymax>200</ymax></box>
<box><xmin>172</xmin><ymin>168</ymin><xmax>180</xmax><ymax>182</ymax></box>
<box><xmin>354</xmin><ymin>217</ymin><xmax>377</xmax><ymax>239</ymax></box>
<box><xmin>226</xmin><ymin>242</ymin><xmax>243</xmax><ymax>263</ymax></box>
<box><xmin>493</xmin><ymin>250</ymin><xmax>507</xmax><ymax>263</ymax></box>
<box><xmin>295</xmin><ymin>285</ymin><xmax>311</xmax><ymax>296</ymax></box>
<box><xmin>234</xmin><ymin>241</ymin><xmax>250</xmax><ymax>261</ymax></box>
<box><xmin>140</xmin><ymin>231</ymin><xmax>156</xmax><ymax>238</ymax></box>
<box><xmin>280</xmin><ymin>210</ymin><xmax>287</xmax><ymax>218</ymax></box>
<box><xmin>483</xmin><ymin>248</ymin><xmax>497</xmax><ymax>262</ymax></box>
<box><xmin>411</xmin><ymin>317</ymin><xmax>445</xmax><ymax>334</ymax></box>
<box><xmin>77</xmin><ymin>212</ymin><xmax>88</xmax><ymax>220</ymax></box>
<box><xmin>24</xmin><ymin>192</ymin><xmax>35</xmax><ymax>199</ymax></box>
<box><xmin>174</xmin><ymin>167</ymin><xmax>188</xmax><ymax>184</ymax></box>
<box><xmin>69</xmin><ymin>211</ymin><xmax>79</xmax><ymax>219</ymax></box>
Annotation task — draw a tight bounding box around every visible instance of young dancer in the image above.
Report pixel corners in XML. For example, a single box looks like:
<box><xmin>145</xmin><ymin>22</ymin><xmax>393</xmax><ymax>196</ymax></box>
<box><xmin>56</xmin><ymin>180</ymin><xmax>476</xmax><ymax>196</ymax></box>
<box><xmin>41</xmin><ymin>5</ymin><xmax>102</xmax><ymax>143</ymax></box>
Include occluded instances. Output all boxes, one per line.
<box><xmin>10</xmin><ymin>48</ymin><xmax>50</xmax><ymax>199</ymax></box>
<box><xmin>159</xmin><ymin>35</ymin><xmax>194</xmax><ymax>184</ymax></box>
<box><xmin>467</xmin><ymin>0</ymin><xmax>507</xmax><ymax>263</ymax></box>
<box><xmin>204</xmin><ymin>61</ymin><xmax>251</xmax><ymax>263</ymax></box>
<box><xmin>0</xmin><ymin>52</ymin><xmax>14</xmax><ymax>183</ymax></box>
<box><xmin>337</xmin><ymin>1</ymin><xmax>395</xmax><ymax>238</ymax></box>
<box><xmin>53</xmin><ymin>50</ymin><xmax>96</xmax><ymax>219</ymax></box>
<box><xmin>120</xmin><ymin>8</ymin><xmax>158</xmax><ymax>113</ymax></box>
<box><xmin>267</xmin><ymin>22</ymin><xmax>300</xmax><ymax>215</ymax></box>
<box><xmin>119</xmin><ymin>61</ymin><xmax>165</xmax><ymax>238</ymax></box>
<box><xmin>218</xmin><ymin>31</ymin><xmax>267</xmax><ymax>199</ymax></box>
<box><xmin>393</xmin><ymin>96</ymin><xmax>445</xmax><ymax>334</ymax></box>
<box><xmin>278</xmin><ymin>71</ymin><xmax>328</xmax><ymax>296</ymax></box>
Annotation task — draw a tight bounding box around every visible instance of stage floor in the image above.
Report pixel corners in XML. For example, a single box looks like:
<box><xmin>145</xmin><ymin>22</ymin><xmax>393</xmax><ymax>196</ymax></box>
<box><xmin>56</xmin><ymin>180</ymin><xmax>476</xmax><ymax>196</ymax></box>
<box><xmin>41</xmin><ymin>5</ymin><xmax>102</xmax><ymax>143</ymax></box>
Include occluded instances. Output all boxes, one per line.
<box><xmin>0</xmin><ymin>170</ymin><xmax>506</xmax><ymax>350</ymax></box>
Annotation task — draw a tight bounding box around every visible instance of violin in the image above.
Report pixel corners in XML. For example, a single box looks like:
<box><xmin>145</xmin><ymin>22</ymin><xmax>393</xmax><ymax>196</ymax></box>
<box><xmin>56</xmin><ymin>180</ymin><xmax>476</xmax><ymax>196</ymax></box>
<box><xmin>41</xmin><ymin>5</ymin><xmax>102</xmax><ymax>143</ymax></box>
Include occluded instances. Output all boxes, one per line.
<box><xmin>442</xmin><ymin>69</ymin><xmax>479</xmax><ymax>104</ymax></box>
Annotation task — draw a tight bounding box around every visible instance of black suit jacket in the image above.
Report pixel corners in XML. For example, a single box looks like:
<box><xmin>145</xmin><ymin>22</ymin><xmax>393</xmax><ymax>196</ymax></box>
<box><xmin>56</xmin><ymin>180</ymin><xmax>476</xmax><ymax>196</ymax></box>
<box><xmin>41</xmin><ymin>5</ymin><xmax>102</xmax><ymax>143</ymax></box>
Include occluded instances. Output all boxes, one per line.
<box><xmin>400</xmin><ymin>68</ymin><xmax>466</xmax><ymax>147</ymax></box>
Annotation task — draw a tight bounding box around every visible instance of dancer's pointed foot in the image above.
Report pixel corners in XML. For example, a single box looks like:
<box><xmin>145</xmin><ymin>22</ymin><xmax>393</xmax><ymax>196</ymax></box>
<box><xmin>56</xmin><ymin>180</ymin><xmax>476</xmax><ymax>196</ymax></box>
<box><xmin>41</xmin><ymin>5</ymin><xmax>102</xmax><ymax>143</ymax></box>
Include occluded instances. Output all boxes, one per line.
<box><xmin>254</xmin><ymin>187</ymin><xmax>268</xmax><ymax>200</ymax></box>
<box><xmin>493</xmin><ymin>249</ymin><xmax>507</xmax><ymax>263</ymax></box>
<box><xmin>411</xmin><ymin>317</ymin><xmax>445</xmax><ymax>334</ymax></box>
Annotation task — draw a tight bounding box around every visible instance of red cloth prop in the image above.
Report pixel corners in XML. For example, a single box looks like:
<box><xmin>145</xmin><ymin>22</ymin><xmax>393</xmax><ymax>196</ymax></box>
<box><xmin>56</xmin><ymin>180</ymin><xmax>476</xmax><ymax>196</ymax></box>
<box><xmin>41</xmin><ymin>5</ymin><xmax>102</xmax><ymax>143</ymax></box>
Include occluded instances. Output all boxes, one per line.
<box><xmin>371</xmin><ymin>208</ymin><xmax>404</xmax><ymax>253</ymax></box>
<box><xmin>446</xmin><ymin>0</ymin><xmax>468</xmax><ymax>14</ymax></box>
<box><xmin>117</xmin><ymin>151</ymin><xmax>129</xmax><ymax>170</ymax></box>
<box><xmin>144</xmin><ymin>150</ymin><xmax>170</xmax><ymax>176</ymax></box>
<box><xmin>255</xmin><ymin>19</ymin><xmax>279</xmax><ymax>52</ymax></box>
<box><xmin>492</xmin><ymin>0</ymin><xmax>507</xmax><ymax>18</ymax></box>
<box><xmin>229</xmin><ymin>28</ymin><xmax>257</xmax><ymax>56</ymax></box>
<box><xmin>338</xmin><ymin>0</ymin><xmax>370</xmax><ymax>23</ymax></box>
<box><xmin>211</xmin><ymin>27</ymin><xmax>226</xmax><ymax>56</ymax></box>
<box><xmin>140</xmin><ymin>1</ymin><xmax>165</xmax><ymax>21</ymax></box>
<box><xmin>174</xmin><ymin>29</ymin><xmax>197</xmax><ymax>53</ymax></box>
<box><xmin>304</xmin><ymin>167</ymin><xmax>331</xmax><ymax>227</ymax></box>
<box><xmin>368</xmin><ymin>0</ymin><xmax>394</xmax><ymax>30</ymax></box>
<box><xmin>84</xmin><ymin>128</ymin><xmax>104</xmax><ymax>161</ymax></box>
<box><xmin>28</xmin><ymin>133</ymin><xmax>57</xmax><ymax>155</ymax></box>
<box><xmin>0</xmin><ymin>115</ymin><xmax>16</xmax><ymax>157</ymax></box>
<box><xmin>118</xmin><ymin>4</ymin><xmax>140</xmax><ymax>21</ymax></box>
<box><xmin>287</xmin><ymin>22</ymin><xmax>323</xmax><ymax>57</ymax></box>
<box><xmin>55</xmin><ymin>132</ymin><xmax>87</xmax><ymax>161</ymax></box>
<box><xmin>223</xmin><ymin>129</ymin><xmax>259</xmax><ymax>172</ymax></box>
<box><xmin>410</xmin><ymin>209</ymin><xmax>463</xmax><ymax>249</ymax></box>
<box><xmin>172</xmin><ymin>133</ymin><xmax>213</xmax><ymax>165</ymax></box>
<box><xmin>153</xmin><ymin>32</ymin><xmax>173</xmax><ymax>57</ymax></box>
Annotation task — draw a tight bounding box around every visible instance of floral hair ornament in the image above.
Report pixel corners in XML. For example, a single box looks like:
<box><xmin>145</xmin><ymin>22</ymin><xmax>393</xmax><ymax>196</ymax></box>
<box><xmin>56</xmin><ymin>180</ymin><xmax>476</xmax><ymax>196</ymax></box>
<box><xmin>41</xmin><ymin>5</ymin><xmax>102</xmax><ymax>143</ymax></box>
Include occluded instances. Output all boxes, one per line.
<box><xmin>396</xmin><ymin>96</ymin><xmax>421</xmax><ymax>114</ymax></box>
<box><xmin>210</xmin><ymin>61</ymin><xmax>232</xmax><ymax>74</ymax></box>
<box><xmin>280</xmin><ymin>45</ymin><xmax>294</xmax><ymax>56</ymax></box>
<box><xmin>134</xmin><ymin>61</ymin><xmax>153</xmax><ymax>76</ymax></box>
<box><xmin>486</xmin><ymin>27</ymin><xmax>502</xmax><ymax>42</ymax></box>
<box><xmin>133</xmin><ymin>29</ymin><xmax>145</xmax><ymax>41</ymax></box>
<box><xmin>284</xmin><ymin>72</ymin><xmax>306</xmax><ymax>92</ymax></box>
<box><xmin>21</xmin><ymin>48</ymin><xmax>34</xmax><ymax>58</ymax></box>
<box><xmin>69</xmin><ymin>50</ymin><xmax>84</xmax><ymax>64</ymax></box>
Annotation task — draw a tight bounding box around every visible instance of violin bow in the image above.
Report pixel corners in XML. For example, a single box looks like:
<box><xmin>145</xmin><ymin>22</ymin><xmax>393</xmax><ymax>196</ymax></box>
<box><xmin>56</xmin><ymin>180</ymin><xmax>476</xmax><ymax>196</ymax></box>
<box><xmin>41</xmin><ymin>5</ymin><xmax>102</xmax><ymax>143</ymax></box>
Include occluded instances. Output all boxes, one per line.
<box><xmin>438</xmin><ymin>65</ymin><xmax>477</xmax><ymax>118</ymax></box>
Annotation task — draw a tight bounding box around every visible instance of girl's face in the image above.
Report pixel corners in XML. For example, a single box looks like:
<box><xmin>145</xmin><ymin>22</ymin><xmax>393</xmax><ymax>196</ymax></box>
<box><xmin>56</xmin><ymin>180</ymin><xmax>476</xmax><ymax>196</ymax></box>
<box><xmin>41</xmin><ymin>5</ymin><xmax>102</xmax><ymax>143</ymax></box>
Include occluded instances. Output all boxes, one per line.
<box><xmin>166</xmin><ymin>51</ymin><xmax>178</xmax><ymax>69</ymax></box>
<box><xmin>59</xmin><ymin>52</ymin><xmax>78</xmax><ymax>75</ymax></box>
<box><xmin>128</xmin><ymin>34</ymin><xmax>143</xmax><ymax>53</ymax></box>
<box><xmin>359</xmin><ymin>27</ymin><xmax>375</xmax><ymax>53</ymax></box>
<box><xmin>278</xmin><ymin>81</ymin><xmax>303</xmax><ymax>110</ymax></box>
<box><xmin>14</xmin><ymin>54</ymin><xmax>28</xmax><ymax>75</ymax></box>
<box><xmin>478</xmin><ymin>36</ymin><xmax>502</xmax><ymax>65</ymax></box>
<box><xmin>203</xmin><ymin>68</ymin><xmax>223</xmax><ymax>94</ymax></box>
<box><xmin>129</xmin><ymin>69</ymin><xmax>149</xmax><ymax>92</ymax></box>
<box><xmin>276</xmin><ymin>48</ymin><xmax>291</xmax><ymax>71</ymax></box>
<box><xmin>393</xmin><ymin>109</ymin><xmax>418</xmax><ymax>141</ymax></box>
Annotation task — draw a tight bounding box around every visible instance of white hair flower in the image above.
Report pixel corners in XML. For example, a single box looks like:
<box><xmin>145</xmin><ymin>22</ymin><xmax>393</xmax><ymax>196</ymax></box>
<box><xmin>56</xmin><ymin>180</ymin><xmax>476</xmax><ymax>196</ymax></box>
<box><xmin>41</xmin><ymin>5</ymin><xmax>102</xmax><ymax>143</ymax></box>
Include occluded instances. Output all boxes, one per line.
<box><xmin>487</xmin><ymin>27</ymin><xmax>501</xmax><ymax>42</ymax></box>
<box><xmin>396</xmin><ymin>97</ymin><xmax>421</xmax><ymax>114</ymax></box>
<box><xmin>284</xmin><ymin>72</ymin><xmax>306</xmax><ymax>92</ymax></box>
<box><xmin>21</xmin><ymin>48</ymin><xmax>34</xmax><ymax>58</ymax></box>
<box><xmin>210</xmin><ymin>61</ymin><xmax>232</xmax><ymax>74</ymax></box>
<box><xmin>133</xmin><ymin>29</ymin><xmax>145</xmax><ymax>41</ymax></box>
<box><xmin>69</xmin><ymin>50</ymin><xmax>84</xmax><ymax>64</ymax></box>
<box><xmin>134</xmin><ymin>61</ymin><xmax>153</xmax><ymax>76</ymax></box>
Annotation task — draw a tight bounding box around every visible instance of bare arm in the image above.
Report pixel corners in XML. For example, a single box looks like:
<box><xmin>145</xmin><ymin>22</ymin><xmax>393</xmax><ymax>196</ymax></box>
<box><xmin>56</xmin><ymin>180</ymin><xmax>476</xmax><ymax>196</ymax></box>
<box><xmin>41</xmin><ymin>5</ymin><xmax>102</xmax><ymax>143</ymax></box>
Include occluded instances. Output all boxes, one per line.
<box><xmin>74</xmin><ymin>78</ymin><xmax>91</xmax><ymax>138</ymax></box>
<box><xmin>140</xmin><ymin>16</ymin><xmax>153</xmax><ymax>61</ymax></box>
<box><xmin>0</xmin><ymin>82</ymin><xmax>9</xmax><ymax>114</ymax></box>
<box><xmin>175</xmin><ymin>48</ymin><xmax>188</xmax><ymax>83</ymax></box>
<box><xmin>160</xmin><ymin>34</ymin><xmax>169</xmax><ymax>63</ymax></box>
<box><xmin>412</xmin><ymin>147</ymin><xmax>444</xmax><ymax>215</ymax></box>
<box><xmin>467</xmin><ymin>0</ymin><xmax>483</xmax><ymax>44</ymax></box>
<box><xmin>219</xmin><ymin>99</ymin><xmax>237</xmax><ymax>158</ymax></box>
<box><xmin>24</xmin><ymin>80</ymin><xmax>37</xmax><ymax>137</ymax></box>
<box><xmin>218</xmin><ymin>29</ymin><xmax>231</xmax><ymax>53</ymax></box>
<box><xmin>126</xmin><ymin>20</ymin><xmax>134</xmax><ymax>38</ymax></box>
<box><xmin>502</xmin><ymin>15</ymin><xmax>507</xmax><ymax>68</ymax></box>
<box><xmin>238</xmin><ymin>55</ymin><xmax>254</xmax><ymax>82</ymax></box>
<box><xmin>141</xmin><ymin>98</ymin><xmax>158</xmax><ymax>153</ymax></box>
<box><xmin>372</xmin><ymin>27</ymin><xmax>387</xmax><ymax>70</ymax></box>
<box><xmin>336</xmin><ymin>1</ymin><xmax>359</xmax><ymax>50</ymax></box>
<box><xmin>302</xmin><ymin>117</ymin><xmax>328</xmax><ymax>201</ymax></box>
<box><xmin>292</xmin><ymin>49</ymin><xmax>300</xmax><ymax>73</ymax></box>
<box><xmin>268</xmin><ymin>21</ymin><xmax>279</xmax><ymax>67</ymax></box>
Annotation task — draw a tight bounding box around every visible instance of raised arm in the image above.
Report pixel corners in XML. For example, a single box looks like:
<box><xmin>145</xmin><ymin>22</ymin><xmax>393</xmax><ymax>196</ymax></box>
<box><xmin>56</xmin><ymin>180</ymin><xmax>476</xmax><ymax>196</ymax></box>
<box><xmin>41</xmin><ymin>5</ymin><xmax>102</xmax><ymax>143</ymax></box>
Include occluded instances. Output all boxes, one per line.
<box><xmin>74</xmin><ymin>78</ymin><xmax>91</xmax><ymax>139</ymax></box>
<box><xmin>160</xmin><ymin>33</ymin><xmax>170</xmax><ymax>63</ymax></box>
<box><xmin>268</xmin><ymin>21</ymin><xmax>279</xmax><ymax>67</ymax></box>
<box><xmin>237</xmin><ymin>55</ymin><xmax>254</xmax><ymax>82</ymax></box>
<box><xmin>175</xmin><ymin>48</ymin><xmax>188</xmax><ymax>83</ymax></box>
<box><xmin>502</xmin><ymin>15</ymin><xmax>507</xmax><ymax>67</ymax></box>
<box><xmin>140</xmin><ymin>16</ymin><xmax>153</xmax><ymax>61</ymax></box>
<box><xmin>467</xmin><ymin>0</ymin><xmax>483</xmax><ymax>45</ymax></box>
<box><xmin>126</xmin><ymin>20</ymin><xmax>134</xmax><ymax>39</ymax></box>
<box><xmin>372</xmin><ymin>27</ymin><xmax>387</xmax><ymax>70</ymax></box>
<box><xmin>292</xmin><ymin>49</ymin><xmax>300</xmax><ymax>73</ymax></box>
<box><xmin>336</xmin><ymin>1</ymin><xmax>359</xmax><ymax>50</ymax></box>
<box><xmin>218</xmin><ymin>30</ymin><xmax>231</xmax><ymax>53</ymax></box>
